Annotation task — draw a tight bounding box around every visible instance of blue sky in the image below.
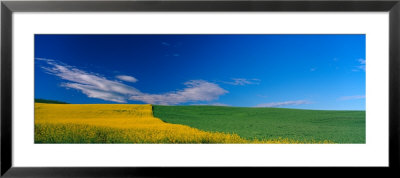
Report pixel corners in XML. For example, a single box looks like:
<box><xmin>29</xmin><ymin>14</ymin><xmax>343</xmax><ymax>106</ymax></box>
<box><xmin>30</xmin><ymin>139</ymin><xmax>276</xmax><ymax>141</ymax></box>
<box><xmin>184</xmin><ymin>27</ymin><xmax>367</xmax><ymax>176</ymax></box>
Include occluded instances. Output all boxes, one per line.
<box><xmin>35</xmin><ymin>34</ymin><xmax>365</xmax><ymax>110</ymax></box>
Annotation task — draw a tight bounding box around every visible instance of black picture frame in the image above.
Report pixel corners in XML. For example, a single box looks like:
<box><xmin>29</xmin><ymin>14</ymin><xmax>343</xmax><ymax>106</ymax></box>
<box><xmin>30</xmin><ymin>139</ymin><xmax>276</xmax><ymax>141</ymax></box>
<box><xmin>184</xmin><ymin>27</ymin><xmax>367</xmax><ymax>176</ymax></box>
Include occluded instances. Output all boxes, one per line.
<box><xmin>1</xmin><ymin>0</ymin><xmax>399</xmax><ymax>177</ymax></box>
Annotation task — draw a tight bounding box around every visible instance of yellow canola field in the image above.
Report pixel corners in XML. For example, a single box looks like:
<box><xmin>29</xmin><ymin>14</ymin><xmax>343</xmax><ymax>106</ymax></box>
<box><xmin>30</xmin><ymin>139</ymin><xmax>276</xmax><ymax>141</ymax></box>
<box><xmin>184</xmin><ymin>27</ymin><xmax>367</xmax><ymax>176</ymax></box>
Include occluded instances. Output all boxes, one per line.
<box><xmin>35</xmin><ymin>103</ymin><xmax>326</xmax><ymax>143</ymax></box>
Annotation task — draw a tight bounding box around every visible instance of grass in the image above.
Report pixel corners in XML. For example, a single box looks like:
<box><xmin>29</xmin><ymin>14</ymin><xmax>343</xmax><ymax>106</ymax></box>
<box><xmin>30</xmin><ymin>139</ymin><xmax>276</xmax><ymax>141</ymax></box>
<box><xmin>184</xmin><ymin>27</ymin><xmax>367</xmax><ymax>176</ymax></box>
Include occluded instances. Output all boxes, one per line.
<box><xmin>153</xmin><ymin>105</ymin><xmax>366</xmax><ymax>143</ymax></box>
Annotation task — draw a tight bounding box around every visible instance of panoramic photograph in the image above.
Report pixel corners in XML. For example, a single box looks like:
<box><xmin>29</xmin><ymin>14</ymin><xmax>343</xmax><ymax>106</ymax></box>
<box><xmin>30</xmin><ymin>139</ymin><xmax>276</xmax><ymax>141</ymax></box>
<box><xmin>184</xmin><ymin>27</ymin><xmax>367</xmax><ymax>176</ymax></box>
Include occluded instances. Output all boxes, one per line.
<box><xmin>34</xmin><ymin>34</ymin><xmax>365</xmax><ymax>144</ymax></box>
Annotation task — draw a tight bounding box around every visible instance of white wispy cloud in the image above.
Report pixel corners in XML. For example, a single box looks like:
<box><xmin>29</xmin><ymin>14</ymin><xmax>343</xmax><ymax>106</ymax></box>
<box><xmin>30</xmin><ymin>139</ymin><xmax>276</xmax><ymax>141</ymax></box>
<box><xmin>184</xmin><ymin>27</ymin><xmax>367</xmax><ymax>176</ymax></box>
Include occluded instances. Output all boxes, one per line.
<box><xmin>63</xmin><ymin>83</ymin><xmax>130</xmax><ymax>103</ymax></box>
<box><xmin>255</xmin><ymin>100</ymin><xmax>311</xmax><ymax>108</ymax></box>
<box><xmin>130</xmin><ymin>80</ymin><xmax>228</xmax><ymax>105</ymax></box>
<box><xmin>161</xmin><ymin>42</ymin><xmax>171</xmax><ymax>46</ymax></box>
<box><xmin>116</xmin><ymin>75</ymin><xmax>138</xmax><ymax>83</ymax></box>
<box><xmin>37</xmin><ymin>58</ymin><xmax>227</xmax><ymax>104</ymax></box>
<box><xmin>338</xmin><ymin>95</ymin><xmax>365</xmax><ymax>100</ymax></box>
<box><xmin>161</xmin><ymin>42</ymin><xmax>182</xmax><ymax>57</ymax></box>
<box><xmin>224</xmin><ymin>78</ymin><xmax>260</xmax><ymax>86</ymax></box>
<box><xmin>161</xmin><ymin>41</ymin><xmax>181</xmax><ymax>48</ymax></box>
<box><xmin>37</xmin><ymin>58</ymin><xmax>140</xmax><ymax>103</ymax></box>
<box><xmin>164</xmin><ymin>53</ymin><xmax>180</xmax><ymax>57</ymax></box>
<box><xmin>353</xmin><ymin>58</ymin><xmax>366</xmax><ymax>71</ymax></box>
